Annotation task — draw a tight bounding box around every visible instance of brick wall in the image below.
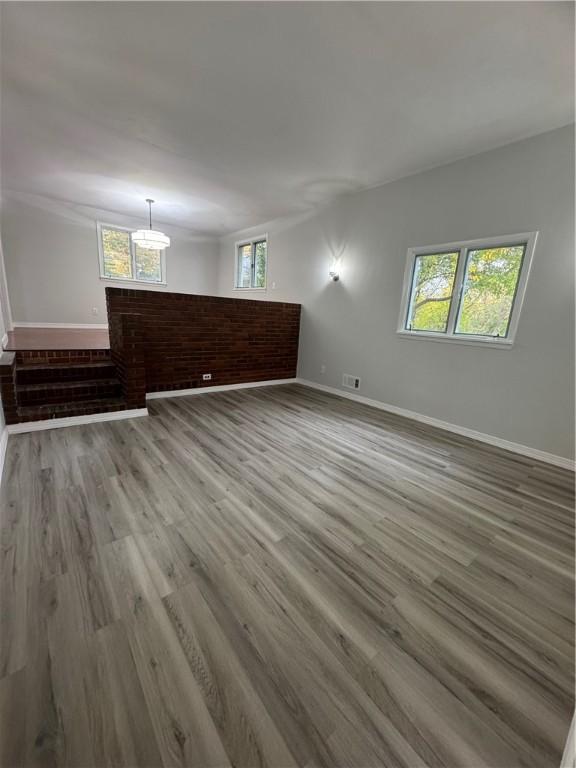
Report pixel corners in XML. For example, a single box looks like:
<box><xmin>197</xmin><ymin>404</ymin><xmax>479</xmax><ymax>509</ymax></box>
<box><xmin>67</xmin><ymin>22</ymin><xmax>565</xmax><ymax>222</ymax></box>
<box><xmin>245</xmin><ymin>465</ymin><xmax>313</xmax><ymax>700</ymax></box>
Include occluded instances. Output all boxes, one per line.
<box><xmin>0</xmin><ymin>352</ymin><xmax>18</xmax><ymax>425</ymax></box>
<box><xmin>105</xmin><ymin>287</ymin><xmax>301</xmax><ymax>394</ymax></box>
<box><xmin>15</xmin><ymin>349</ymin><xmax>111</xmax><ymax>366</ymax></box>
<box><xmin>109</xmin><ymin>312</ymin><xmax>147</xmax><ymax>408</ymax></box>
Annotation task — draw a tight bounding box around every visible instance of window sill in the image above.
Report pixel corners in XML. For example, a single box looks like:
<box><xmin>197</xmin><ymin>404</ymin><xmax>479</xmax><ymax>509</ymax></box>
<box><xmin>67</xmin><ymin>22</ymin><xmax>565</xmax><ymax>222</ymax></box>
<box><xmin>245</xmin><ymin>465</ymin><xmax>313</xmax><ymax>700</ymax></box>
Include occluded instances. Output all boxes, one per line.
<box><xmin>99</xmin><ymin>276</ymin><xmax>167</xmax><ymax>287</ymax></box>
<box><xmin>396</xmin><ymin>330</ymin><xmax>514</xmax><ymax>349</ymax></box>
<box><xmin>232</xmin><ymin>287</ymin><xmax>267</xmax><ymax>291</ymax></box>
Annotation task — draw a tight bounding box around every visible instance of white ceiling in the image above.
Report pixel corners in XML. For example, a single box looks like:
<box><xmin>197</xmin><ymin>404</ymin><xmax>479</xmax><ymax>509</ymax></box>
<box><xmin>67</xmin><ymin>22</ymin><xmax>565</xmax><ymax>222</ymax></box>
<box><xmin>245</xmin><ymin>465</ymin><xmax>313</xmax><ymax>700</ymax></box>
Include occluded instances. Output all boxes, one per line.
<box><xmin>1</xmin><ymin>2</ymin><xmax>573</xmax><ymax>236</ymax></box>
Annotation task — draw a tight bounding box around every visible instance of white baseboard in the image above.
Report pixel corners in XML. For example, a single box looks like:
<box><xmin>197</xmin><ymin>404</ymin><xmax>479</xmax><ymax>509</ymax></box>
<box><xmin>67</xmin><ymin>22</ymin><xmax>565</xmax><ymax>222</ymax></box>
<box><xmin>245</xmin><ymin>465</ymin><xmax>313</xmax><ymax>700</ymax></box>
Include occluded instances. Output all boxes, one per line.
<box><xmin>6</xmin><ymin>381</ymin><xmax>294</xmax><ymax>434</ymax></box>
<box><xmin>12</xmin><ymin>322</ymin><xmax>109</xmax><ymax>330</ymax></box>
<box><xmin>5</xmin><ymin>377</ymin><xmax>572</xmax><ymax>471</ymax></box>
<box><xmin>6</xmin><ymin>408</ymin><xmax>148</xmax><ymax>434</ymax></box>
<box><xmin>0</xmin><ymin>427</ymin><xmax>7</xmax><ymax>485</ymax></box>
<box><xmin>561</xmin><ymin>715</ymin><xmax>575</xmax><ymax>768</ymax></box>
<box><xmin>146</xmin><ymin>378</ymin><xmax>297</xmax><ymax>400</ymax></box>
<box><xmin>296</xmin><ymin>378</ymin><xmax>575</xmax><ymax>471</ymax></box>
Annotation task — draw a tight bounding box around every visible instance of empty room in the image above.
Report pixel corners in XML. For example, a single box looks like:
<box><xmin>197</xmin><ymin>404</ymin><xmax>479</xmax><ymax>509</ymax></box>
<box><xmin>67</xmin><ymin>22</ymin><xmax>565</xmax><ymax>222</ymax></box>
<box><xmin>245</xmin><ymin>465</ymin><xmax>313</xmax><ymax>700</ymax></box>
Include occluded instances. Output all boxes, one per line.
<box><xmin>0</xmin><ymin>2</ymin><xmax>574</xmax><ymax>767</ymax></box>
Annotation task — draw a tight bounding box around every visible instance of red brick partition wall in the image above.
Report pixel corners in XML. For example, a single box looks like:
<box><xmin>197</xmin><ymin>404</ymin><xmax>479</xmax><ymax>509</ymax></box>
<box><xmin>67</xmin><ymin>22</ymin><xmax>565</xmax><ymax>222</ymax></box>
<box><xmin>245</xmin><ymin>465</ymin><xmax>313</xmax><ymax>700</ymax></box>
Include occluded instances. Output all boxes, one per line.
<box><xmin>105</xmin><ymin>287</ymin><xmax>301</xmax><ymax>394</ymax></box>
<box><xmin>108</xmin><ymin>312</ymin><xmax>147</xmax><ymax>409</ymax></box>
<box><xmin>0</xmin><ymin>352</ymin><xmax>18</xmax><ymax>425</ymax></box>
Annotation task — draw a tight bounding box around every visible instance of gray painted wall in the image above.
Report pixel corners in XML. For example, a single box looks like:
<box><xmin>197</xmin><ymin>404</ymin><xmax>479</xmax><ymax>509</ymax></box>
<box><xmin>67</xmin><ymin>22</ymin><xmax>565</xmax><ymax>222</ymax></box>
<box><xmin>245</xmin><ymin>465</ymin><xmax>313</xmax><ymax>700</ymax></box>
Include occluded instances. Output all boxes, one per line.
<box><xmin>217</xmin><ymin>126</ymin><xmax>575</xmax><ymax>460</ymax></box>
<box><xmin>0</xmin><ymin>234</ymin><xmax>8</xmax><ymax>442</ymax></box>
<box><xmin>1</xmin><ymin>194</ymin><xmax>219</xmax><ymax>324</ymax></box>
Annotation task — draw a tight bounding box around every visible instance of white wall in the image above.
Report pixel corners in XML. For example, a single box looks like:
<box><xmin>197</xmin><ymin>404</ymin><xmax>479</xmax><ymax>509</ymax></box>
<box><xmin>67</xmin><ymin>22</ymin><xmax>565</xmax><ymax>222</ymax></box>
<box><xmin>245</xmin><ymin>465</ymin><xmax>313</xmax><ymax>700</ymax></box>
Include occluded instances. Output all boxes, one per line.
<box><xmin>0</xmin><ymin>242</ymin><xmax>7</xmax><ymax>343</ymax></box>
<box><xmin>217</xmin><ymin>125</ymin><xmax>575</xmax><ymax>461</ymax></box>
<box><xmin>0</xmin><ymin>237</ymin><xmax>11</xmax><ymax>336</ymax></box>
<box><xmin>1</xmin><ymin>194</ymin><xmax>219</xmax><ymax>324</ymax></box>
<box><xmin>0</xmin><ymin>232</ymin><xmax>9</xmax><ymax>481</ymax></box>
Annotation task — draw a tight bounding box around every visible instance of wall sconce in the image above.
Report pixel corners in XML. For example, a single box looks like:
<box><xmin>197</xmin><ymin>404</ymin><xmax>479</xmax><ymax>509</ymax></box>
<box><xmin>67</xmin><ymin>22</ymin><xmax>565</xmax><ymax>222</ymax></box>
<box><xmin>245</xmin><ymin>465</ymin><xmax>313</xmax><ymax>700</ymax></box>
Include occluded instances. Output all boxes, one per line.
<box><xmin>329</xmin><ymin>255</ymin><xmax>342</xmax><ymax>282</ymax></box>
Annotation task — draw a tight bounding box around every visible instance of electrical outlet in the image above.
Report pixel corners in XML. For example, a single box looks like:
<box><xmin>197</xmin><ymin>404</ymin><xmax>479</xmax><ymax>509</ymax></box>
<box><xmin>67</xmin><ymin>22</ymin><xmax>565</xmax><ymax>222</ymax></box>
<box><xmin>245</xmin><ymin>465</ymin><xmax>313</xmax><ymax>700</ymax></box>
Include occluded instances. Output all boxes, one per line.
<box><xmin>320</xmin><ymin>364</ymin><xmax>326</xmax><ymax>375</ymax></box>
<box><xmin>91</xmin><ymin>307</ymin><xmax>99</xmax><ymax>316</ymax></box>
<box><xmin>342</xmin><ymin>374</ymin><xmax>361</xmax><ymax>390</ymax></box>
<box><xmin>271</xmin><ymin>281</ymin><xmax>277</xmax><ymax>290</ymax></box>
<box><xmin>202</xmin><ymin>373</ymin><xmax>212</xmax><ymax>381</ymax></box>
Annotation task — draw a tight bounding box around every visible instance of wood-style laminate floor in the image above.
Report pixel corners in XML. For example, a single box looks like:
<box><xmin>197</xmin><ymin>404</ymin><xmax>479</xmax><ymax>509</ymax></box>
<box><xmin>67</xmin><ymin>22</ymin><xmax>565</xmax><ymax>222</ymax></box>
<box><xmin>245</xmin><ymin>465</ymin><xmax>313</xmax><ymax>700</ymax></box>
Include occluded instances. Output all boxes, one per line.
<box><xmin>0</xmin><ymin>383</ymin><xmax>574</xmax><ymax>768</ymax></box>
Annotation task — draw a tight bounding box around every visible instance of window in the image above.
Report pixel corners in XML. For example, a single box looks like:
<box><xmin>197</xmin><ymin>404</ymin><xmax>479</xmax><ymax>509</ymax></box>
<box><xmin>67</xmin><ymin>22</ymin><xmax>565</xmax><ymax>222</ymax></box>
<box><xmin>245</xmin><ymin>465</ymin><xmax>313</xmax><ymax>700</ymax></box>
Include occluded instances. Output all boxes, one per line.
<box><xmin>406</xmin><ymin>251</ymin><xmax>459</xmax><ymax>333</ymax></box>
<box><xmin>97</xmin><ymin>223</ymin><xmax>166</xmax><ymax>284</ymax></box>
<box><xmin>234</xmin><ymin>236</ymin><xmax>267</xmax><ymax>289</ymax></box>
<box><xmin>398</xmin><ymin>233</ymin><xmax>537</xmax><ymax>346</ymax></box>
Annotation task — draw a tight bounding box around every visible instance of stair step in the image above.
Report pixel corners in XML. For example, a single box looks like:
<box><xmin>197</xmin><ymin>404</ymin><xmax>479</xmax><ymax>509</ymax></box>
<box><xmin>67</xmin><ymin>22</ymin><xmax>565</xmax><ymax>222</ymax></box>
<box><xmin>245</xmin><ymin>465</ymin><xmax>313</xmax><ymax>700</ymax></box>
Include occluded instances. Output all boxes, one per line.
<box><xmin>18</xmin><ymin>397</ymin><xmax>128</xmax><ymax>422</ymax></box>
<box><xmin>16</xmin><ymin>350</ymin><xmax>111</xmax><ymax>367</ymax></box>
<box><xmin>16</xmin><ymin>360</ymin><xmax>116</xmax><ymax>385</ymax></box>
<box><xmin>17</xmin><ymin>378</ymin><xmax>122</xmax><ymax>407</ymax></box>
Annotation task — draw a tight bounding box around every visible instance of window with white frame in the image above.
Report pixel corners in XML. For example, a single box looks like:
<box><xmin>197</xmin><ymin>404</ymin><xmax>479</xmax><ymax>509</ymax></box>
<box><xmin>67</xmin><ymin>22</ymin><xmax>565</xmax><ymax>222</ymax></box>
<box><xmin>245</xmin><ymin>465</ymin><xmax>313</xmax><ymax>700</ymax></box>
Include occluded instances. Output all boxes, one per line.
<box><xmin>398</xmin><ymin>233</ymin><xmax>537</xmax><ymax>346</ymax></box>
<box><xmin>97</xmin><ymin>223</ymin><xmax>166</xmax><ymax>284</ymax></box>
<box><xmin>235</xmin><ymin>236</ymin><xmax>267</xmax><ymax>289</ymax></box>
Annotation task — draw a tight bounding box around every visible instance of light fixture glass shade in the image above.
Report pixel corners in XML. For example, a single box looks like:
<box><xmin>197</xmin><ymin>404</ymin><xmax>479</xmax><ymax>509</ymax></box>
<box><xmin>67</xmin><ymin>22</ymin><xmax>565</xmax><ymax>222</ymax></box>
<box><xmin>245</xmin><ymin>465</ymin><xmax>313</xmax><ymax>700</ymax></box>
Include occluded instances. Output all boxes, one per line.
<box><xmin>131</xmin><ymin>229</ymin><xmax>170</xmax><ymax>250</ymax></box>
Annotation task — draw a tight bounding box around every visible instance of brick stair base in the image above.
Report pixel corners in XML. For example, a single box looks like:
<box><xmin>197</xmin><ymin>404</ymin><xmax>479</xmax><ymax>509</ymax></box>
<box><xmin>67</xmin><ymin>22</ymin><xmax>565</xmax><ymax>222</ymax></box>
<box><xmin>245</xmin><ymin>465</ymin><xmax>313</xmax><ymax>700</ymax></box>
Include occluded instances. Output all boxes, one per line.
<box><xmin>17</xmin><ymin>378</ymin><xmax>122</xmax><ymax>407</ymax></box>
<box><xmin>18</xmin><ymin>398</ymin><xmax>128</xmax><ymax>423</ymax></box>
<box><xmin>16</xmin><ymin>360</ymin><xmax>117</xmax><ymax>385</ymax></box>
<box><xmin>15</xmin><ymin>349</ymin><xmax>112</xmax><ymax>366</ymax></box>
<box><xmin>4</xmin><ymin>348</ymin><xmax>134</xmax><ymax>424</ymax></box>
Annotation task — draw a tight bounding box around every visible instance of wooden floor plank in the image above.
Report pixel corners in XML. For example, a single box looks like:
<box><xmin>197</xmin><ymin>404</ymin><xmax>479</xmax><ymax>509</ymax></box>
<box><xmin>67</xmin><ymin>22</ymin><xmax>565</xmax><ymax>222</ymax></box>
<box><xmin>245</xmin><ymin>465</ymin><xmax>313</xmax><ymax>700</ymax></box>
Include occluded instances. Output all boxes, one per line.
<box><xmin>163</xmin><ymin>581</ymin><xmax>300</xmax><ymax>768</ymax></box>
<box><xmin>0</xmin><ymin>383</ymin><xmax>573</xmax><ymax>767</ymax></box>
<box><xmin>125</xmin><ymin>597</ymin><xmax>231</xmax><ymax>768</ymax></box>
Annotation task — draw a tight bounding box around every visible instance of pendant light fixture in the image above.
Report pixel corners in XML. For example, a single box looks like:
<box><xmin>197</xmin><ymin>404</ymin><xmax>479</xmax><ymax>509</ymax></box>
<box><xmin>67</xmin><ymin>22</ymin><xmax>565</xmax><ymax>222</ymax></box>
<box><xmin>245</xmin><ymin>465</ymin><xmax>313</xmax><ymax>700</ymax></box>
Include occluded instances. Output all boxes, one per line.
<box><xmin>131</xmin><ymin>199</ymin><xmax>170</xmax><ymax>250</ymax></box>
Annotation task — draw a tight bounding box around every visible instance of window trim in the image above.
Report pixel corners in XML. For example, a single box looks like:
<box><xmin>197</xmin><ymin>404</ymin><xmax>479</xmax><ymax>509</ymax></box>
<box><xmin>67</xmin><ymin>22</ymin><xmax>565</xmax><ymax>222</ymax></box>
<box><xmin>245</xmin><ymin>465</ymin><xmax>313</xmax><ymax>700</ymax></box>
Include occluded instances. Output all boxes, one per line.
<box><xmin>397</xmin><ymin>232</ymin><xmax>538</xmax><ymax>348</ymax></box>
<box><xmin>233</xmin><ymin>234</ymin><xmax>268</xmax><ymax>290</ymax></box>
<box><xmin>97</xmin><ymin>222</ymin><xmax>167</xmax><ymax>286</ymax></box>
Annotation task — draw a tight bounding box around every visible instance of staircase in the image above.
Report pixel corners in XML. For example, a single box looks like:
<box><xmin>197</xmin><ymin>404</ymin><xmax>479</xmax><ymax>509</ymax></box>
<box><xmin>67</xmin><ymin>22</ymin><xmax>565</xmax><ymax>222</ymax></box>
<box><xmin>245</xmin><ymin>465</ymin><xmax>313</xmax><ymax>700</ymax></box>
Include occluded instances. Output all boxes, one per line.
<box><xmin>0</xmin><ymin>315</ymin><xmax>146</xmax><ymax>426</ymax></box>
<box><xmin>13</xmin><ymin>350</ymin><xmax>126</xmax><ymax>422</ymax></box>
